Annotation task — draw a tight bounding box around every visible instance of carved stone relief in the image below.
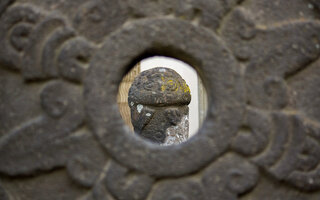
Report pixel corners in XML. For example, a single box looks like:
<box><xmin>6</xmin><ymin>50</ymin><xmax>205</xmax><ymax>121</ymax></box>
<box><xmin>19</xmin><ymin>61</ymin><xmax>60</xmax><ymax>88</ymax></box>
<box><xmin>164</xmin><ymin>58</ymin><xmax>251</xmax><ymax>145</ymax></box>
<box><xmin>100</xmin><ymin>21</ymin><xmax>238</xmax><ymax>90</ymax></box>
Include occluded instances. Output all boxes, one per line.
<box><xmin>0</xmin><ymin>0</ymin><xmax>320</xmax><ymax>199</ymax></box>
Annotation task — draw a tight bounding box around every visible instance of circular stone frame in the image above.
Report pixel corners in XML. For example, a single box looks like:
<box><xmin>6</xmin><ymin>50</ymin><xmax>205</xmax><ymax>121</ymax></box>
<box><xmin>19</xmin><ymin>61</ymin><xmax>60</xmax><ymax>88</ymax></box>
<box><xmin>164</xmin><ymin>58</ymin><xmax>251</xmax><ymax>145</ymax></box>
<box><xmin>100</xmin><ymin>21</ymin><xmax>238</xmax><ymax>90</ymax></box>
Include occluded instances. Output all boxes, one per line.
<box><xmin>85</xmin><ymin>18</ymin><xmax>245</xmax><ymax>177</ymax></box>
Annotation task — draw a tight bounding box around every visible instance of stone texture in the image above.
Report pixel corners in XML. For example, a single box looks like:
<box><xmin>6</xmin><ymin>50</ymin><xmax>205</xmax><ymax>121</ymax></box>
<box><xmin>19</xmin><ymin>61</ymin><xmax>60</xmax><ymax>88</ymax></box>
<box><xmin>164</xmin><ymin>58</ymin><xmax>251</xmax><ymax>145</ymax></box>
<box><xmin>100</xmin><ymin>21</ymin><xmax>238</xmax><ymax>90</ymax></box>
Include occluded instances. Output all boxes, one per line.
<box><xmin>0</xmin><ymin>0</ymin><xmax>319</xmax><ymax>199</ymax></box>
<box><xmin>128</xmin><ymin>67</ymin><xmax>190</xmax><ymax>145</ymax></box>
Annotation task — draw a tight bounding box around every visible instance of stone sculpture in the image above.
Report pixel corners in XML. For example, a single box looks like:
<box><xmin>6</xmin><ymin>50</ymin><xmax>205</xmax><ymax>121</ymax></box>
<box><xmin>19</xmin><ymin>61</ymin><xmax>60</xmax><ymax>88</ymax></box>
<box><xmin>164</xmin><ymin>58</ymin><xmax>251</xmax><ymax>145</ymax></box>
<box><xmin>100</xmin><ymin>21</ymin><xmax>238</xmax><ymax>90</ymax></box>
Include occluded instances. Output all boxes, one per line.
<box><xmin>1</xmin><ymin>0</ymin><xmax>320</xmax><ymax>199</ymax></box>
<box><xmin>128</xmin><ymin>67</ymin><xmax>191</xmax><ymax>145</ymax></box>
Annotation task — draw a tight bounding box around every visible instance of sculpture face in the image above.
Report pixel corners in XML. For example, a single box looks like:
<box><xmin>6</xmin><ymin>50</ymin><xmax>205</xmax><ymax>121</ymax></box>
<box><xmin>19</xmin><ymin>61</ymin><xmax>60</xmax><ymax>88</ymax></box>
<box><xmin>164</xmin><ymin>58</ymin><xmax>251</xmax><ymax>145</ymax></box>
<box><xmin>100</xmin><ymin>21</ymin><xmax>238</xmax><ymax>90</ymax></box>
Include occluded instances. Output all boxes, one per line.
<box><xmin>128</xmin><ymin>67</ymin><xmax>191</xmax><ymax>145</ymax></box>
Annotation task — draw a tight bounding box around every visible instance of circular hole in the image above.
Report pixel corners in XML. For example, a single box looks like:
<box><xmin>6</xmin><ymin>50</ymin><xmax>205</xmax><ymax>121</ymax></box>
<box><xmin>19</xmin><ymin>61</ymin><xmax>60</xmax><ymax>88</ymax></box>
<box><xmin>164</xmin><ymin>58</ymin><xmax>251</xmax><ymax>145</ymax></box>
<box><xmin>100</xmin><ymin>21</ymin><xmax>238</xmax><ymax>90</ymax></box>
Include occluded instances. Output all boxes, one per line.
<box><xmin>117</xmin><ymin>56</ymin><xmax>208</xmax><ymax>146</ymax></box>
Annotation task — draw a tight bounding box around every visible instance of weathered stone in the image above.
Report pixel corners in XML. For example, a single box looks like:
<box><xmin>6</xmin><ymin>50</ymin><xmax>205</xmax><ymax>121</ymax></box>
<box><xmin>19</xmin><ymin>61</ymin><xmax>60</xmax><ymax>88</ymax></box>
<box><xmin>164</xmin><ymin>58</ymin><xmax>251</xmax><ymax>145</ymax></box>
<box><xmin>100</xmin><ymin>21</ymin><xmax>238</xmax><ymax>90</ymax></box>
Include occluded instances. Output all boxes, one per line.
<box><xmin>128</xmin><ymin>67</ymin><xmax>190</xmax><ymax>145</ymax></box>
<box><xmin>85</xmin><ymin>17</ymin><xmax>244</xmax><ymax>178</ymax></box>
<box><xmin>0</xmin><ymin>0</ymin><xmax>320</xmax><ymax>199</ymax></box>
<box><xmin>104</xmin><ymin>161</ymin><xmax>154</xmax><ymax>200</ymax></box>
<box><xmin>150</xmin><ymin>178</ymin><xmax>207</xmax><ymax>200</ymax></box>
<box><xmin>202</xmin><ymin>153</ymin><xmax>259</xmax><ymax>199</ymax></box>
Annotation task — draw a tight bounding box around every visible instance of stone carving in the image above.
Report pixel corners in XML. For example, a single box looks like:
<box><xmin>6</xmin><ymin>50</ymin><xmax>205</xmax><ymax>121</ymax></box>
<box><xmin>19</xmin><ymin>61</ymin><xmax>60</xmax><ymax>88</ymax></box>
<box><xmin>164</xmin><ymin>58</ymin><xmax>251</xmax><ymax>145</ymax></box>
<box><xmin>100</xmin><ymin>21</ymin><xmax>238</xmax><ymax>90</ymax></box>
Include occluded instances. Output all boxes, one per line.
<box><xmin>222</xmin><ymin>6</ymin><xmax>320</xmax><ymax>191</ymax></box>
<box><xmin>128</xmin><ymin>67</ymin><xmax>191</xmax><ymax>145</ymax></box>
<box><xmin>0</xmin><ymin>4</ymin><xmax>96</xmax><ymax>80</ymax></box>
<box><xmin>0</xmin><ymin>0</ymin><xmax>320</xmax><ymax>199</ymax></box>
<box><xmin>104</xmin><ymin>161</ymin><xmax>154</xmax><ymax>200</ymax></box>
<box><xmin>202</xmin><ymin>153</ymin><xmax>259</xmax><ymax>199</ymax></box>
<box><xmin>150</xmin><ymin>178</ymin><xmax>207</xmax><ymax>200</ymax></box>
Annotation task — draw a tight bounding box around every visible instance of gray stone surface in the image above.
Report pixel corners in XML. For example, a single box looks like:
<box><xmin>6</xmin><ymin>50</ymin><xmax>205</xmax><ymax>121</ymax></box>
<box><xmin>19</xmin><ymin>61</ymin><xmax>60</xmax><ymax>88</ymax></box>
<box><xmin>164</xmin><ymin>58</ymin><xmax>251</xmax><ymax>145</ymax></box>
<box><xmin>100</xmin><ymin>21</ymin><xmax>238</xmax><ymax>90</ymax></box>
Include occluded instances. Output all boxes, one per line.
<box><xmin>0</xmin><ymin>0</ymin><xmax>319</xmax><ymax>199</ymax></box>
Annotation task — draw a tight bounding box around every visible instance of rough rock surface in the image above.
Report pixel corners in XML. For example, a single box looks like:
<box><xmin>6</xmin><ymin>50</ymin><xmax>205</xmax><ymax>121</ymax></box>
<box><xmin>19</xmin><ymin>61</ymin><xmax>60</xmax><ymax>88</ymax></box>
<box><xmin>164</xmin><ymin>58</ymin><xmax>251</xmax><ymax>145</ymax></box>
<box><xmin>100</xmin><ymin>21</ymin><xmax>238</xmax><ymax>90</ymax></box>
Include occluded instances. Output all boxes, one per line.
<box><xmin>0</xmin><ymin>0</ymin><xmax>320</xmax><ymax>199</ymax></box>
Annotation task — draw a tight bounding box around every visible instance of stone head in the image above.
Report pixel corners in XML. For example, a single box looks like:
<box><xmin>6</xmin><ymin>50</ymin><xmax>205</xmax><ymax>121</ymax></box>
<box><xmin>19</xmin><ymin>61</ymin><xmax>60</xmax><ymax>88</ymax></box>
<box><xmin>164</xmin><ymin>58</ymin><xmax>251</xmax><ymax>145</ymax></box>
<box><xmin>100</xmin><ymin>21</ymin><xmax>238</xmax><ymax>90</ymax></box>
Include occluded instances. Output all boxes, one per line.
<box><xmin>128</xmin><ymin>67</ymin><xmax>191</xmax><ymax>144</ymax></box>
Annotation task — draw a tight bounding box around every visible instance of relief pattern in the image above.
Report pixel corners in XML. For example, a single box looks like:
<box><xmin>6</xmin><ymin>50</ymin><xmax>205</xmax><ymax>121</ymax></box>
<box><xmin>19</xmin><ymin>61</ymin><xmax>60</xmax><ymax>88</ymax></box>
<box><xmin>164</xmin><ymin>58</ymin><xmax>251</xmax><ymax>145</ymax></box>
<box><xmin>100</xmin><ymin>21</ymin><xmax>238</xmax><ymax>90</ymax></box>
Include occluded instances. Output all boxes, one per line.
<box><xmin>0</xmin><ymin>0</ymin><xmax>320</xmax><ymax>199</ymax></box>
